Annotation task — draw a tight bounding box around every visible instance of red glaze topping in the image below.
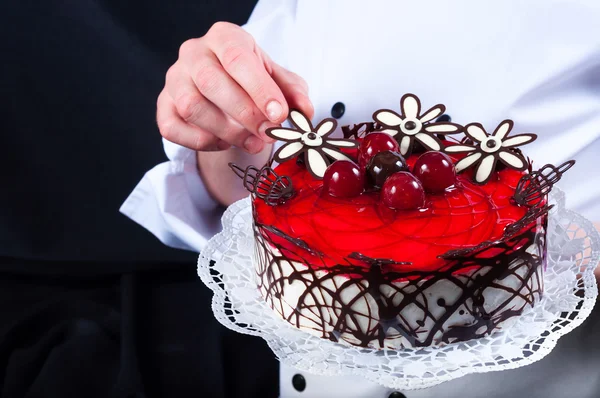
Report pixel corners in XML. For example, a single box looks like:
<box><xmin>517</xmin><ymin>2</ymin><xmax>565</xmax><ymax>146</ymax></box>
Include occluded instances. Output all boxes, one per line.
<box><xmin>254</xmin><ymin>149</ymin><xmax>529</xmax><ymax>274</ymax></box>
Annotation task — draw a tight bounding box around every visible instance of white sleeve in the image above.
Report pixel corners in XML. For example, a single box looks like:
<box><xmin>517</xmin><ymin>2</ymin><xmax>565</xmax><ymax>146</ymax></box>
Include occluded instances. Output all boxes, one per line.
<box><xmin>119</xmin><ymin>0</ymin><xmax>297</xmax><ymax>253</ymax></box>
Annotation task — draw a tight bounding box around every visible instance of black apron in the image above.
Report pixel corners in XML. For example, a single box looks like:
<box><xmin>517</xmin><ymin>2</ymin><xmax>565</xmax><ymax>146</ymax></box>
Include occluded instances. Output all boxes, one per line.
<box><xmin>0</xmin><ymin>1</ymin><xmax>277</xmax><ymax>397</ymax></box>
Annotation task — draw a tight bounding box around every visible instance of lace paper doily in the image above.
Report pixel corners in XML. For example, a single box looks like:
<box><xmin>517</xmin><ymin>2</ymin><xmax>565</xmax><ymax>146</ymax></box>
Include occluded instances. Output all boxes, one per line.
<box><xmin>198</xmin><ymin>188</ymin><xmax>599</xmax><ymax>390</ymax></box>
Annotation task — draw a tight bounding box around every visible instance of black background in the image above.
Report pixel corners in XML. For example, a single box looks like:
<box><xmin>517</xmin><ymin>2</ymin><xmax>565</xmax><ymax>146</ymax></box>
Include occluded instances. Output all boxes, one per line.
<box><xmin>0</xmin><ymin>0</ymin><xmax>255</xmax><ymax>267</ymax></box>
<box><xmin>0</xmin><ymin>1</ymin><xmax>279</xmax><ymax>397</ymax></box>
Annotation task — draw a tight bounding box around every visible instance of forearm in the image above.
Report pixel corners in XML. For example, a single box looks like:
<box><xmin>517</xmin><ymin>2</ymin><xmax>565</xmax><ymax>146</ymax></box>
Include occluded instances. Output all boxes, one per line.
<box><xmin>197</xmin><ymin>144</ymin><xmax>273</xmax><ymax>207</ymax></box>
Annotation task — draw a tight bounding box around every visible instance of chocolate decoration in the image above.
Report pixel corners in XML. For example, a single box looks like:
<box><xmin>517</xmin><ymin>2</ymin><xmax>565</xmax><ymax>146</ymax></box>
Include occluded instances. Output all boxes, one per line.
<box><xmin>341</xmin><ymin>122</ymin><xmax>379</xmax><ymax>140</ymax></box>
<box><xmin>266</xmin><ymin>109</ymin><xmax>359</xmax><ymax>180</ymax></box>
<box><xmin>440</xmin><ymin>204</ymin><xmax>551</xmax><ymax>259</ymax></box>
<box><xmin>404</xmin><ymin>121</ymin><xmax>417</xmax><ymax>131</ymax></box>
<box><xmin>348</xmin><ymin>252</ymin><xmax>411</xmax><ymax>267</ymax></box>
<box><xmin>365</xmin><ymin>150</ymin><xmax>409</xmax><ymax>189</ymax></box>
<box><xmin>261</xmin><ymin>224</ymin><xmax>324</xmax><ymax>257</ymax></box>
<box><xmin>514</xmin><ymin>160</ymin><xmax>576</xmax><ymax>207</ymax></box>
<box><xmin>372</xmin><ymin>93</ymin><xmax>463</xmax><ymax>158</ymax></box>
<box><xmin>229</xmin><ymin>163</ymin><xmax>294</xmax><ymax>206</ymax></box>
<box><xmin>445</xmin><ymin>120</ymin><xmax>538</xmax><ymax>185</ymax></box>
<box><xmin>254</xmin><ymin>213</ymin><xmax>545</xmax><ymax>348</ymax></box>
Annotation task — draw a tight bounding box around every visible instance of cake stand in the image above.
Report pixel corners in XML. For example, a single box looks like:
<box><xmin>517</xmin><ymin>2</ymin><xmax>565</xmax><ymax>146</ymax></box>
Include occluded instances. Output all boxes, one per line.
<box><xmin>197</xmin><ymin>188</ymin><xmax>599</xmax><ymax>390</ymax></box>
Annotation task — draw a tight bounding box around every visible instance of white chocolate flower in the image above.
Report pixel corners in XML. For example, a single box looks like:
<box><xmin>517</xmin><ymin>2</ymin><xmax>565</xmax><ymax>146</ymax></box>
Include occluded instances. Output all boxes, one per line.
<box><xmin>445</xmin><ymin>120</ymin><xmax>537</xmax><ymax>184</ymax></box>
<box><xmin>266</xmin><ymin>110</ymin><xmax>358</xmax><ymax>179</ymax></box>
<box><xmin>372</xmin><ymin>93</ymin><xmax>462</xmax><ymax>157</ymax></box>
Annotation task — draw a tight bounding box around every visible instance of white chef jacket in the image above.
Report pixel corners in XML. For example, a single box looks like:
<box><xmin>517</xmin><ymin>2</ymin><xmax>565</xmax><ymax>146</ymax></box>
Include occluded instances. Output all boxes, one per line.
<box><xmin>120</xmin><ymin>1</ymin><xmax>600</xmax><ymax>397</ymax></box>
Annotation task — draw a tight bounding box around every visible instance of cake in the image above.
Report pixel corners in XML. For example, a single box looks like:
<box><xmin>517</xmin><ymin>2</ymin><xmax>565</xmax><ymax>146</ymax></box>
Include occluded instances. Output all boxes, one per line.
<box><xmin>230</xmin><ymin>94</ymin><xmax>574</xmax><ymax>350</ymax></box>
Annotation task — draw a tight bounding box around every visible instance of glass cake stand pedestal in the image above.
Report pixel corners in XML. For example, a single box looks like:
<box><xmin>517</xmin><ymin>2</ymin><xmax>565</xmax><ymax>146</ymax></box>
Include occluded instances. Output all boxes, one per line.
<box><xmin>198</xmin><ymin>188</ymin><xmax>599</xmax><ymax>391</ymax></box>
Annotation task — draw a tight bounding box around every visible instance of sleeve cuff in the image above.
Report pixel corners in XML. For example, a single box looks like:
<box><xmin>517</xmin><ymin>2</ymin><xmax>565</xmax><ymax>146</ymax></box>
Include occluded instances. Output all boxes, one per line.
<box><xmin>120</xmin><ymin>141</ymin><xmax>223</xmax><ymax>253</ymax></box>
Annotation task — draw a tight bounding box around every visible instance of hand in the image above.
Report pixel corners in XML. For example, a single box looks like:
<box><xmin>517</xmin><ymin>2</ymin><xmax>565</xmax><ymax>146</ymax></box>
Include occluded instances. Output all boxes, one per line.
<box><xmin>156</xmin><ymin>22</ymin><xmax>313</xmax><ymax>154</ymax></box>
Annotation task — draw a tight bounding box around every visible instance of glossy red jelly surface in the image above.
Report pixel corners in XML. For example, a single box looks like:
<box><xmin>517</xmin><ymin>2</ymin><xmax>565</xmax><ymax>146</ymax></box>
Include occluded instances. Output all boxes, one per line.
<box><xmin>254</xmin><ymin>152</ymin><xmax>529</xmax><ymax>273</ymax></box>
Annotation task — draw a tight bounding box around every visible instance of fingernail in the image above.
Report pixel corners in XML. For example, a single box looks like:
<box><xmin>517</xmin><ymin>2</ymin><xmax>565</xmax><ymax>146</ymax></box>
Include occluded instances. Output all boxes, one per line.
<box><xmin>266</xmin><ymin>100</ymin><xmax>283</xmax><ymax>121</ymax></box>
<box><xmin>259</xmin><ymin>121</ymin><xmax>277</xmax><ymax>143</ymax></box>
<box><xmin>243</xmin><ymin>135</ymin><xmax>264</xmax><ymax>154</ymax></box>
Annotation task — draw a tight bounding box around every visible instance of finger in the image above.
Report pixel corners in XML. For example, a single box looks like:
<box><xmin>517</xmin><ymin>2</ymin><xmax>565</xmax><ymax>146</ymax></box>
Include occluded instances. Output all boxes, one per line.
<box><xmin>270</xmin><ymin>62</ymin><xmax>314</xmax><ymax>120</ymax></box>
<box><xmin>165</xmin><ymin>69</ymin><xmax>264</xmax><ymax>153</ymax></box>
<box><xmin>157</xmin><ymin>90</ymin><xmax>229</xmax><ymax>151</ymax></box>
<box><xmin>208</xmin><ymin>38</ymin><xmax>288</xmax><ymax>124</ymax></box>
<box><xmin>186</xmin><ymin>55</ymin><xmax>277</xmax><ymax>143</ymax></box>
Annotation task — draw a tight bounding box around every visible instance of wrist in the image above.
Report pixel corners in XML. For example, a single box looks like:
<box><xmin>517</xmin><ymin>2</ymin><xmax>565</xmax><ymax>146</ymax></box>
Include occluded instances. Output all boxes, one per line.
<box><xmin>196</xmin><ymin>143</ymin><xmax>273</xmax><ymax>207</ymax></box>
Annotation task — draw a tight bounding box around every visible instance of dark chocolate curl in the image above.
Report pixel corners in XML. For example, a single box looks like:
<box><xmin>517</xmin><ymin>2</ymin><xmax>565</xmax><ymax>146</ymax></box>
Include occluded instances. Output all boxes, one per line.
<box><xmin>348</xmin><ymin>252</ymin><xmax>412</xmax><ymax>267</ymax></box>
<box><xmin>228</xmin><ymin>163</ymin><xmax>294</xmax><ymax>206</ymax></box>
<box><xmin>514</xmin><ymin>160</ymin><xmax>576</xmax><ymax>206</ymax></box>
<box><xmin>341</xmin><ymin>122</ymin><xmax>380</xmax><ymax>139</ymax></box>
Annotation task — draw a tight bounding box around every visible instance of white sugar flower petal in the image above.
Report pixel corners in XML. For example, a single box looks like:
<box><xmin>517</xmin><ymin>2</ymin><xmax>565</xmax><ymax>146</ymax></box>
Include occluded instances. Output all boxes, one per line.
<box><xmin>455</xmin><ymin>152</ymin><xmax>482</xmax><ymax>172</ymax></box>
<box><xmin>322</xmin><ymin>147</ymin><xmax>352</xmax><ymax>161</ymax></box>
<box><xmin>267</xmin><ymin>128</ymin><xmax>303</xmax><ymax>141</ymax></box>
<box><xmin>415</xmin><ymin>132</ymin><xmax>441</xmax><ymax>151</ymax></box>
<box><xmin>374</xmin><ymin>110</ymin><xmax>403</xmax><ymax>126</ymax></box>
<box><xmin>419</xmin><ymin>105</ymin><xmax>444</xmax><ymax>123</ymax></box>
<box><xmin>325</xmin><ymin>139</ymin><xmax>358</xmax><ymax>148</ymax></box>
<box><xmin>401</xmin><ymin>94</ymin><xmax>420</xmax><ymax>118</ymax></box>
<box><xmin>400</xmin><ymin>136</ymin><xmax>411</xmax><ymax>155</ymax></box>
<box><xmin>424</xmin><ymin>123</ymin><xmax>461</xmax><ymax>133</ymax></box>
<box><xmin>501</xmin><ymin>134</ymin><xmax>537</xmax><ymax>148</ymax></box>
<box><xmin>306</xmin><ymin>148</ymin><xmax>329</xmax><ymax>178</ymax></box>
<box><xmin>465</xmin><ymin>124</ymin><xmax>488</xmax><ymax>142</ymax></box>
<box><xmin>379</xmin><ymin>128</ymin><xmax>399</xmax><ymax>137</ymax></box>
<box><xmin>494</xmin><ymin>120</ymin><xmax>513</xmax><ymax>140</ymax></box>
<box><xmin>475</xmin><ymin>154</ymin><xmax>496</xmax><ymax>183</ymax></box>
<box><xmin>499</xmin><ymin>150</ymin><xmax>526</xmax><ymax>169</ymax></box>
<box><xmin>290</xmin><ymin>110</ymin><xmax>312</xmax><ymax>132</ymax></box>
<box><xmin>276</xmin><ymin>141</ymin><xmax>304</xmax><ymax>161</ymax></box>
<box><xmin>445</xmin><ymin>145</ymin><xmax>476</xmax><ymax>153</ymax></box>
<box><xmin>316</xmin><ymin>120</ymin><xmax>335</xmax><ymax>137</ymax></box>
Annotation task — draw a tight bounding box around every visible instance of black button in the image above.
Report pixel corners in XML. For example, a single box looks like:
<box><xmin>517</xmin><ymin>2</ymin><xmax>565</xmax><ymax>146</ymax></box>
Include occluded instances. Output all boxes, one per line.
<box><xmin>292</xmin><ymin>374</ymin><xmax>306</xmax><ymax>392</ymax></box>
<box><xmin>436</xmin><ymin>114</ymin><xmax>451</xmax><ymax>122</ymax></box>
<box><xmin>331</xmin><ymin>102</ymin><xmax>345</xmax><ymax>119</ymax></box>
<box><xmin>388</xmin><ymin>392</ymin><xmax>407</xmax><ymax>398</ymax></box>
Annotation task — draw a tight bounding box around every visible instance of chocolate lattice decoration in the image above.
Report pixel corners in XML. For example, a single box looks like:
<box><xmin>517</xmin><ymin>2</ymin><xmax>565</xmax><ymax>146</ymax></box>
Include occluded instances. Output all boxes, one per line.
<box><xmin>440</xmin><ymin>204</ymin><xmax>552</xmax><ymax>260</ymax></box>
<box><xmin>514</xmin><ymin>160</ymin><xmax>576</xmax><ymax>206</ymax></box>
<box><xmin>341</xmin><ymin>122</ymin><xmax>382</xmax><ymax>139</ymax></box>
<box><xmin>254</xmin><ymin>215</ymin><xmax>546</xmax><ymax>349</ymax></box>
<box><xmin>229</xmin><ymin>163</ymin><xmax>294</xmax><ymax>206</ymax></box>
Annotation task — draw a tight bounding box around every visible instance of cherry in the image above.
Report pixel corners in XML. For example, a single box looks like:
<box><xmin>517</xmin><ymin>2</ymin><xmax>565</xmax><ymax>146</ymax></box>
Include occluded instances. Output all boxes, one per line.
<box><xmin>413</xmin><ymin>151</ymin><xmax>457</xmax><ymax>193</ymax></box>
<box><xmin>358</xmin><ymin>132</ymin><xmax>400</xmax><ymax>167</ymax></box>
<box><xmin>381</xmin><ymin>171</ymin><xmax>425</xmax><ymax>210</ymax></box>
<box><xmin>365</xmin><ymin>150</ymin><xmax>409</xmax><ymax>189</ymax></box>
<box><xmin>322</xmin><ymin>160</ymin><xmax>365</xmax><ymax>198</ymax></box>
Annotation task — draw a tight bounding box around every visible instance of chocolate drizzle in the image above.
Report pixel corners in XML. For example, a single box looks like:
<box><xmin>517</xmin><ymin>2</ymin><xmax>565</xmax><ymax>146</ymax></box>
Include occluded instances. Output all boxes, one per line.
<box><xmin>440</xmin><ymin>204</ymin><xmax>552</xmax><ymax>260</ymax></box>
<box><xmin>341</xmin><ymin>122</ymin><xmax>381</xmax><ymax>139</ymax></box>
<box><xmin>254</xmin><ymin>213</ymin><xmax>545</xmax><ymax>349</ymax></box>
<box><xmin>261</xmin><ymin>225</ymin><xmax>324</xmax><ymax>257</ymax></box>
<box><xmin>229</xmin><ymin>163</ymin><xmax>294</xmax><ymax>206</ymax></box>
<box><xmin>514</xmin><ymin>160</ymin><xmax>575</xmax><ymax>206</ymax></box>
<box><xmin>348</xmin><ymin>252</ymin><xmax>411</xmax><ymax>267</ymax></box>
